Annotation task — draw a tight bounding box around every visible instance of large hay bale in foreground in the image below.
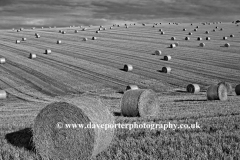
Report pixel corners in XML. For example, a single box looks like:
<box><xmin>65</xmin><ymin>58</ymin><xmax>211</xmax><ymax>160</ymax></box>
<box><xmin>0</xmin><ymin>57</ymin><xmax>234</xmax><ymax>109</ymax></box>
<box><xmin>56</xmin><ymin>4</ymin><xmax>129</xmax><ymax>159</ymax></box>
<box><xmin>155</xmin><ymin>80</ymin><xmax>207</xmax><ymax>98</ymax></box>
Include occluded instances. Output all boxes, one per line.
<box><xmin>33</xmin><ymin>97</ymin><xmax>114</xmax><ymax>160</ymax></box>
<box><xmin>223</xmin><ymin>37</ymin><xmax>227</xmax><ymax>40</ymax></box>
<box><xmin>235</xmin><ymin>84</ymin><xmax>240</xmax><ymax>95</ymax></box>
<box><xmin>186</xmin><ymin>84</ymin><xmax>200</xmax><ymax>93</ymax></box>
<box><xmin>217</xmin><ymin>82</ymin><xmax>232</xmax><ymax>94</ymax></box>
<box><xmin>121</xmin><ymin>89</ymin><xmax>159</xmax><ymax>117</ymax></box>
<box><xmin>16</xmin><ymin>40</ymin><xmax>20</xmax><ymax>44</ymax></box>
<box><xmin>206</xmin><ymin>37</ymin><xmax>210</xmax><ymax>40</ymax></box>
<box><xmin>206</xmin><ymin>83</ymin><xmax>228</xmax><ymax>101</ymax></box>
<box><xmin>0</xmin><ymin>90</ymin><xmax>7</xmax><ymax>99</ymax></box>
<box><xmin>199</xmin><ymin>43</ymin><xmax>205</xmax><ymax>47</ymax></box>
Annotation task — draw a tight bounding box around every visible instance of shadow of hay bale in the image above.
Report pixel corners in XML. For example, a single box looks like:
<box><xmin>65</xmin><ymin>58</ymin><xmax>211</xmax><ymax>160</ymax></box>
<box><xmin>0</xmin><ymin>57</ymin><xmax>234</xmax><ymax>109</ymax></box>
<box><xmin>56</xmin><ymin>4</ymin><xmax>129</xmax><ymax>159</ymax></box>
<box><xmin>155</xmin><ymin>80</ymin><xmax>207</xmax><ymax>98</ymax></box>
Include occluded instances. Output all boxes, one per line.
<box><xmin>113</xmin><ymin>112</ymin><xmax>122</xmax><ymax>116</ymax></box>
<box><xmin>5</xmin><ymin>128</ymin><xmax>35</xmax><ymax>152</ymax></box>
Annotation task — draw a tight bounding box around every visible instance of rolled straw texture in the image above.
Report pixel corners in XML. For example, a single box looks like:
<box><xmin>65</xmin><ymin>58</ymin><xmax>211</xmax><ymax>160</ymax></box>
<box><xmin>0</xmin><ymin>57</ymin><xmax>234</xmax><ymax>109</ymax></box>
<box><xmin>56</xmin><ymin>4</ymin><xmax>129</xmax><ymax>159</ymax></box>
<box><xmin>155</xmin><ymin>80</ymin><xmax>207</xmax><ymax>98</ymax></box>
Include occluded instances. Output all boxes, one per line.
<box><xmin>33</xmin><ymin>97</ymin><xmax>115</xmax><ymax>160</ymax></box>
<box><xmin>120</xmin><ymin>89</ymin><xmax>159</xmax><ymax>117</ymax></box>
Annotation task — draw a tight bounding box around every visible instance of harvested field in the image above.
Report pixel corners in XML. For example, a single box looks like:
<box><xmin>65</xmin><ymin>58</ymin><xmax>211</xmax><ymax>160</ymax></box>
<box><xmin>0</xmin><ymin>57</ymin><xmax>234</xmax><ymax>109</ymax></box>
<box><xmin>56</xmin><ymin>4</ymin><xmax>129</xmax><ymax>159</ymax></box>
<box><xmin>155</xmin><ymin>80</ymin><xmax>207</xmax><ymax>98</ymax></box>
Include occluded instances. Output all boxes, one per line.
<box><xmin>1</xmin><ymin>22</ymin><xmax>240</xmax><ymax>160</ymax></box>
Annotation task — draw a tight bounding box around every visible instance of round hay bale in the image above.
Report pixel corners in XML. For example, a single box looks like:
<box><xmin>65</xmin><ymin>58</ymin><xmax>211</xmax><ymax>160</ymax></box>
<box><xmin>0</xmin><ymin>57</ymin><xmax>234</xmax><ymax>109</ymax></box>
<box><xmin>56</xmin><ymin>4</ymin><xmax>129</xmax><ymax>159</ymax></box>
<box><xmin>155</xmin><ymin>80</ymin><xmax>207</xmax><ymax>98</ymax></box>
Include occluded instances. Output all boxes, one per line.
<box><xmin>36</xmin><ymin>34</ymin><xmax>40</xmax><ymax>38</ymax></box>
<box><xmin>197</xmin><ymin>37</ymin><xmax>202</xmax><ymax>41</ymax></box>
<box><xmin>155</xmin><ymin>50</ymin><xmax>161</xmax><ymax>55</ymax></box>
<box><xmin>159</xmin><ymin>29</ymin><xmax>163</xmax><ymax>32</ymax></box>
<box><xmin>45</xmin><ymin>49</ymin><xmax>51</xmax><ymax>54</ymax></box>
<box><xmin>199</xmin><ymin>43</ymin><xmax>205</xmax><ymax>47</ymax></box>
<box><xmin>0</xmin><ymin>58</ymin><xmax>6</xmax><ymax>64</ymax></box>
<box><xmin>196</xmin><ymin>26</ymin><xmax>199</xmax><ymax>28</ymax></box>
<box><xmin>206</xmin><ymin>83</ymin><xmax>228</xmax><ymax>101</ymax></box>
<box><xmin>62</xmin><ymin>31</ymin><xmax>66</xmax><ymax>34</ymax></box>
<box><xmin>183</xmin><ymin>28</ymin><xmax>186</xmax><ymax>31</ymax></box>
<box><xmin>126</xmin><ymin>85</ymin><xmax>139</xmax><ymax>91</ymax></box>
<box><xmin>217</xmin><ymin>82</ymin><xmax>232</xmax><ymax>94</ymax></box>
<box><xmin>75</xmin><ymin>30</ymin><xmax>79</xmax><ymax>33</ymax></box>
<box><xmin>96</xmin><ymin>31</ymin><xmax>100</xmax><ymax>33</ymax></box>
<box><xmin>29</xmin><ymin>53</ymin><xmax>36</xmax><ymax>59</ymax></box>
<box><xmin>120</xmin><ymin>89</ymin><xmax>159</xmax><ymax>117</ymax></box>
<box><xmin>0</xmin><ymin>90</ymin><xmax>7</xmax><ymax>99</ymax></box>
<box><xmin>191</xmin><ymin>23</ymin><xmax>193</xmax><ymax>25</ymax></box>
<box><xmin>235</xmin><ymin>84</ymin><xmax>240</xmax><ymax>95</ymax></box>
<box><xmin>16</xmin><ymin>40</ymin><xmax>20</xmax><ymax>44</ymax></box>
<box><xmin>171</xmin><ymin>37</ymin><xmax>176</xmax><ymax>40</ymax></box>
<box><xmin>186</xmin><ymin>84</ymin><xmax>200</xmax><ymax>93</ymax></box>
<box><xmin>161</xmin><ymin>31</ymin><xmax>165</xmax><ymax>35</ymax></box>
<box><xmin>170</xmin><ymin>43</ymin><xmax>176</xmax><ymax>48</ymax></box>
<box><xmin>230</xmin><ymin>34</ymin><xmax>234</xmax><ymax>37</ymax></box>
<box><xmin>185</xmin><ymin>37</ymin><xmax>190</xmax><ymax>40</ymax></box>
<box><xmin>92</xmin><ymin>37</ymin><xmax>97</xmax><ymax>40</ymax></box>
<box><xmin>117</xmin><ymin>25</ymin><xmax>120</xmax><ymax>27</ymax></box>
<box><xmin>163</xmin><ymin>55</ymin><xmax>171</xmax><ymax>61</ymax></box>
<box><xmin>22</xmin><ymin>37</ymin><xmax>27</xmax><ymax>41</ymax></box>
<box><xmin>206</xmin><ymin>37</ymin><xmax>210</xmax><ymax>40</ymax></box>
<box><xmin>220</xmin><ymin>28</ymin><xmax>223</xmax><ymax>31</ymax></box>
<box><xmin>213</xmin><ymin>29</ymin><xmax>216</xmax><ymax>32</ymax></box>
<box><xmin>215</xmin><ymin>26</ymin><xmax>218</xmax><ymax>29</ymax></box>
<box><xmin>110</xmin><ymin>27</ymin><xmax>112</xmax><ymax>29</ymax></box>
<box><xmin>33</xmin><ymin>97</ymin><xmax>115</xmax><ymax>160</ymax></box>
<box><xmin>123</xmin><ymin>64</ymin><xmax>133</xmax><ymax>72</ymax></box>
<box><xmin>223</xmin><ymin>37</ymin><xmax>227</xmax><ymax>40</ymax></box>
<box><xmin>224</xmin><ymin>43</ymin><xmax>230</xmax><ymax>47</ymax></box>
<box><xmin>188</xmin><ymin>32</ymin><xmax>192</xmax><ymax>35</ymax></box>
<box><xmin>162</xmin><ymin>66</ymin><xmax>171</xmax><ymax>73</ymax></box>
<box><xmin>59</xmin><ymin>30</ymin><xmax>62</xmax><ymax>33</ymax></box>
<box><xmin>103</xmin><ymin>28</ymin><xmax>106</xmax><ymax>30</ymax></box>
<box><xmin>205</xmin><ymin>31</ymin><xmax>209</xmax><ymax>34</ymax></box>
<box><xmin>82</xmin><ymin>28</ymin><xmax>86</xmax><ymax>31</ymax></box>
<box><xmin>57</xmin><ymin>40</ymin><xmax>61</xmax><ymax>44</ymax></box>
<box><xmin>83</xmin><ymin>38</ymin><xmax>88</xmax><ymax>41</ymax></box>
<box><xmin>17</xmin><ymin>30</ymin><xmax>20</xmax><ymax>32</ymax></box>
<box><xmin>194</xmin><ymin>29</ymin><xmax>197</xmax><ymax>31</ymax></box>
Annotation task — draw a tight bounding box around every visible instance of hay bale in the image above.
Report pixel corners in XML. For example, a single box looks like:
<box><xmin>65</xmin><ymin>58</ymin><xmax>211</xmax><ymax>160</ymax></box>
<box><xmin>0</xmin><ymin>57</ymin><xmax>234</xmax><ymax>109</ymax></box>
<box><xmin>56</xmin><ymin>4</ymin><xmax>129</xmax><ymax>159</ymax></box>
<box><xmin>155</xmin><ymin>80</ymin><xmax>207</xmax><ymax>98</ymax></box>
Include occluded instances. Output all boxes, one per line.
<box><xmin>0</xmin><ymin>90</ymin><xmax>7</xmax><ymax>99</ymax></box>
<box><xmin>83</xmin><ymin>38</ymin><xmax>88</xmax><ymax>41</ymax></box>
<box><xmin>16</xmin><ymin>40</ymin><xmax>20</xmax><ymax>44</ymax></box>
<box><xmin>170</xmin><ymin>43</ymin><xmax>176</xmax><ymax>48</ymax></box>
<box><xmin>196</xmin><ymin>26</ymin><xmax>199</xmax><ymax>28</ymax></box>
<box><xmin>57</xmin><ymin>40</ymin><xmax>61</xmax><ymax>44</ymax></box>
<box><xmin>220</xmin><ymin>28</ymin><xmax>223</xmax><ymax>31</ymax></box>
<box><xmin>126</xmin><ymin>85</ymin><xmax>139</xmax><ymax>91</ymax></box>
<box><xmin>82</xmin><ymin>28</ymin><xmax>86</xmax><ymax>31</ymax></box>
<box><xmin>62</xmin><ymin>31</ymin><xmax>66</xmax><ymax>34</ymax></box>
<box><xmin>183</xmin><ymin>28</ymin><xmax>186</xmax><ymax>31</ymax></box>
<box><xmin>96</xmin><ymin>31</ymin><xmax>100</xmax><ymax>33</ymax></box>
<box><xmin>215</xmin><ymin>26</ymin><xmax>218</xmax><ymax>29</ymax></box>
<box><xmin>123</xmin><ymin>64</ymin><xmax>133</xmax><ymax>72</ymax></box>
<box><xmin>218</xmin><ymin>82</ymin><xmax>232</xmax><ymax>94</ymax></box>
<box><xmin>223</xmin><ymin>37</ymin><xmax>227</xmax><ymax>40</ymax></box>
<box><xmin>159</xmin><ymin>29</ymin><xmax>163</xmax><ymax>32</ymax></box>
<box><xmin>162</xmin><ymin>66</ymin><xmax>171</xmax><ymax>73</ymax></box>
<box><xmin>235</xmin><ymin>84</ymin><xmax>240</xmax><ymax>95</ymax></box>
<box><xmin>29</xmin><ymin>53</ymin><xmax>36</xmax><ymax>59</ymax></box>
<box><xmin>59</xmin><ymin>30</ymin><xmax>62</xmax><ymax>33</ymax></box>
<box><xmin>213</xmin><ymin>29</ymin><xmax>216</xmax><ymax>32</ymax></box>
<box><xmin>155</xmin><ymin>50</ymin><xmax>161</xmax><ymax>55</ymax></box>
<box><xmin>110</xmin><ymin>27</ymin><xmax>112</xmax><ymax>29</ymax></box>
<box><xmin>194</xmin><ymin>29</ymin><xmax>197</xmax><ymax>31</ymax></box>
<box><xmin>205</xmin><ymin>31</ymin><xmax>209</xmax><ymax>34</ymax></box>
<box><xmin>45</xmin><ymin>49</ymin><xmax>51</xmax><ymax>54</ymax></box>
<box><xmin>163</xmin><ymin>55</ymin><xmax>171</xmax><ymax>61</ymax></box>
<box><xmin>185</xmin><ymin>37</ymin><xmax>190</xmax><ymax>40</ymax></box>
<box><xmin>0</xmin><ymin>58</ymin><xmax>6</xmax><ymax>64</ymax></box>
<box><xmin>199</xmin><ymin>43</ymin><xmax>205</xmax><ymax>47</ymax></box>
<box><xmin>33</xmin><ymin>97</ymin><xmax>114</xmax><ymax>160</ymax></box>
<box><xmin>171</xmin><ymin>37</ymin><xmax>176</xmax><ymax>40</ymax></box>
<box><xmin>161</xmin><ymin>31</ymin><xmax>165</xmax><ymax>35</ymax></box>
<box><xmin>206</xmin><ymin>83</ymin><xmax>228</xmax><ymax>101</ymax></box>
<box><xmin>206</xmin><ymin>37</ymin><xmax>210</xmax><ymax>40</ymax></box>
<box><xmin>224</xmin><ymin>43</ymin><xmax>230</xmax><ymax>47</ymax></box>
<box><xmin>75</xmin><ymin>30</ymin><xmax>79</xmax><ymax>33</ymax></box>
<box><xmin>92</xmin><ymin>37</ymin><xmax>97</xmax><ymax>40</ymax></box>
<box><xmin>103</xmin><ymin>28</ymin><xmax>106</xmax><ymax>30</ymax></box>
<box><xmin>186</xmin><ymin>84</ymin><xmax>200</xmax><ymax>93</ymax></box>
<box><xmin>197</xmin><ymin>37</ymin><xmax>202</xmax><ymax>41</ymax></box>
<box><xmin>120</xmin><ymin>89</ymin><xmax>159</xmax><ymax>117</ymax></box>
<box><xmin>22</xmin><ymin>37</ymin><xmax>27</xmax><ymax>41</ymax></box>
<box><xmin>174</xmin><ymin>42</ymin><xmax>179</xmax><ymax>46</ymax></box>
<box><xmin>188</xmin><ymin>32</ymin><xmax>192</xmax><ymax>35</ymax></box>
<box><xmin>230</xmin><ymin>34</ymin><xmax>234</xmax><ymax>37</ymax></box>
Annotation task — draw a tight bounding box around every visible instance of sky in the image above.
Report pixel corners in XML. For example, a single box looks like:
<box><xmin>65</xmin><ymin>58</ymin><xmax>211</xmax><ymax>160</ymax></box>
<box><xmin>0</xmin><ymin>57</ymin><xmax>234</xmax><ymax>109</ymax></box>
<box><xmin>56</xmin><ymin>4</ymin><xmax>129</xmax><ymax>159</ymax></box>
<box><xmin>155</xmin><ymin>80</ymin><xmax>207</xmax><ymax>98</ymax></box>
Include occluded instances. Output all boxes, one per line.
<box><xmin>0</xmin><ymin>0</ymin><xmax>240</xmax><ymax>29</ymax></box>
